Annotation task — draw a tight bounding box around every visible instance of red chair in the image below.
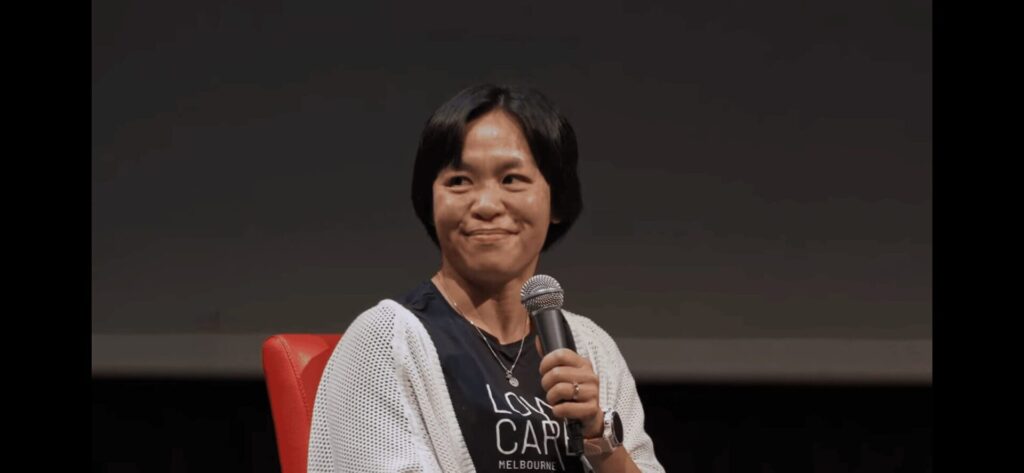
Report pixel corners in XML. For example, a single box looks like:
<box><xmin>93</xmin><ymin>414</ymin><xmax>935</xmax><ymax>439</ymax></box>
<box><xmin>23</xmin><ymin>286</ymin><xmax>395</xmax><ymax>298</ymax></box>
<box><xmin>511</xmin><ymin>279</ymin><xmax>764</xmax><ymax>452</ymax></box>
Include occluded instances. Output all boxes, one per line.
<box><xmin>262</xmin><ymin>334</ymin><xmax>342</xmax><ymax>473</ymax></box>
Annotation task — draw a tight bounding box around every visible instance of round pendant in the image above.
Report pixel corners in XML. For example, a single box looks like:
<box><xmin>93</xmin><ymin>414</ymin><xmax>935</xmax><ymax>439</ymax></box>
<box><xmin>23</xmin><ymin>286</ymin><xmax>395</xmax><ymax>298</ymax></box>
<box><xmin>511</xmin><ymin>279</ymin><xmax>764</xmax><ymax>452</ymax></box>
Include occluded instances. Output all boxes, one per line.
<box><xmin>508</xmin><ymin>376</ymin><xmax>519</xmax><ymax>387</ymax></box>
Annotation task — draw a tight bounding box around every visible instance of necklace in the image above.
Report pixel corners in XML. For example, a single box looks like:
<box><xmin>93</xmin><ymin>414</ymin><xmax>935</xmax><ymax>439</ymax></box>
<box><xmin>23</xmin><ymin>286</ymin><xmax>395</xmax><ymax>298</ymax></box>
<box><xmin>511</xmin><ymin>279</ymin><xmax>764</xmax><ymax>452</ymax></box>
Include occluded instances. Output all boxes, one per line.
<box><xmin>438</xmin><ymin>273</ymin><xmax>528</xmax><ymax>387</ymax></box>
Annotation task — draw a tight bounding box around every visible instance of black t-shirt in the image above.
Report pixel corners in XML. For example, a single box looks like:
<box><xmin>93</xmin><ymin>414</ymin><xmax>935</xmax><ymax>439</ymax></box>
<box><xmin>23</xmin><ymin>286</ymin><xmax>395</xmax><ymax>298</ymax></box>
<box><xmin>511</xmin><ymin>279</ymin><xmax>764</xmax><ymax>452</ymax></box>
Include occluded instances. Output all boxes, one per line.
<box><xmin>396</xmin><ymin>281</ymin><xmax>585</xmax><ymax>473</ymax></box>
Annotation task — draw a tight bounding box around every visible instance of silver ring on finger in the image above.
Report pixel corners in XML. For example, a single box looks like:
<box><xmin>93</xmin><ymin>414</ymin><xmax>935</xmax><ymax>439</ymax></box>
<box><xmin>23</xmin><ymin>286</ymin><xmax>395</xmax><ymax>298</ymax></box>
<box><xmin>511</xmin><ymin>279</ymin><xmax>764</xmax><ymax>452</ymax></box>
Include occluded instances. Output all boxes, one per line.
<box><xmin>572</xmin><ymin>381</ymin><xmax>581</xmax><ymax>401</ymax></box>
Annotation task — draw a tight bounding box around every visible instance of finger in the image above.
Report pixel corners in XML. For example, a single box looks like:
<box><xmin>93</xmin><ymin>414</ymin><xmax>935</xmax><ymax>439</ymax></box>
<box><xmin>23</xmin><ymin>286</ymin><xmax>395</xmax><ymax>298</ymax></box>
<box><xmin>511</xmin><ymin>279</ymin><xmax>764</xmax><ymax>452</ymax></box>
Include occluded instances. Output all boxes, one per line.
<box><xmin>545</xmin><ymin>380</ymin><xmax>598</xmax><ymax>406</ymax></box>
<box><xmin>538</xmin><ymin>348</ymin><xmax>587</xmax><ymax>373</ymax></box>
<box><xmin>551</xmin><ymin>402</ymin><xmax>604</xmax><ymax>438</ymax></box>
<box><xmin>540</xmin><ymin>366</ymin><xmax>598</xmax><ymax>391</ymax></box>
<box><xmin>541</xmin><ymin>366</ymin><xmax>599</xmax><ymax>391</ymax></box>
<box><xmin>550</xmin><ymin>400</ymin><xmax>601</xmax><ymax>424</ymax></box>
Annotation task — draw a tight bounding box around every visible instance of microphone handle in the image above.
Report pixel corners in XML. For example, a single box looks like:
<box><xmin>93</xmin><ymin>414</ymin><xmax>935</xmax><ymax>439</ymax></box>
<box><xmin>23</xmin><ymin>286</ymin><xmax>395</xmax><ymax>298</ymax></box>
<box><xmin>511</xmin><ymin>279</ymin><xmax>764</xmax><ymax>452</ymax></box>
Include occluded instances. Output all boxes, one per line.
<box><xmin>532</xmin><ymin>308</ymin><xmax>569</xmax><ymax>354</ymax></box>
<box><xmin>531</xmin><ymin>307</ymin><xmax>585</xmax><ymax>457</ymax></box>
<box><xmin>565</xmin><ymin>420</ymin><xmax>584</xmax><ymax>456</ymax></box>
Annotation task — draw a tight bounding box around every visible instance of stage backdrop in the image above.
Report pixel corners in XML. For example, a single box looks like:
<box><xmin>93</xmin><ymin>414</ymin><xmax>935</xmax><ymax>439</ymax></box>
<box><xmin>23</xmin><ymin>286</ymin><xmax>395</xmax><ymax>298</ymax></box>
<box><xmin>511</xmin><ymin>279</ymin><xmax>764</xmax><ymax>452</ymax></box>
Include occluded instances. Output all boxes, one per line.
<box><xmin>92</xmin><ymin>0</ymin><xmax>931</xmax><ymax>383</ymax></box>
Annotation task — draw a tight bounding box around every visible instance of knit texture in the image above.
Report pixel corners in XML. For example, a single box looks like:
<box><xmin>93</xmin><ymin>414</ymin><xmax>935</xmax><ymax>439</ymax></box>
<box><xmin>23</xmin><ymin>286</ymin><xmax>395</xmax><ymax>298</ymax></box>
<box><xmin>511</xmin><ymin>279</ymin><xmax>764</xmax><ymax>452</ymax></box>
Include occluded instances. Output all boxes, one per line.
<box><xmin>308</xmin><ymin>299</ymin><xmax>664</xmax><ymax>472</ymax></box>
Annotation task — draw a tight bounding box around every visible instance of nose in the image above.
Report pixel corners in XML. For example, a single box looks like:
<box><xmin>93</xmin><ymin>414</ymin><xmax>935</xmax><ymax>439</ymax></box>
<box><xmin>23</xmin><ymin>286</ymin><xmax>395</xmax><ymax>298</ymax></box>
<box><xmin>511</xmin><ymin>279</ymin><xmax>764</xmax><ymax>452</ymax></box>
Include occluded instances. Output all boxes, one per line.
<box><xmin>470</xmin><ymin>183</ymin><xmax>506</xmax><ymax>221</ymax></box>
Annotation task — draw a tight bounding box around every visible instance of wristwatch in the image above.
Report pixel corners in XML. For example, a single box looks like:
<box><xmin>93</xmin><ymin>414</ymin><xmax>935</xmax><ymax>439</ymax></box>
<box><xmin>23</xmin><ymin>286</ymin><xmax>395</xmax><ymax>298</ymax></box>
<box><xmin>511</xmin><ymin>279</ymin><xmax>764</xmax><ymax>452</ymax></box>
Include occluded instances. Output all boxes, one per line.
<box><xmin>583</xmin><ymin>409</ymin><xmax>623</xmax><ymax>456</ymax></box>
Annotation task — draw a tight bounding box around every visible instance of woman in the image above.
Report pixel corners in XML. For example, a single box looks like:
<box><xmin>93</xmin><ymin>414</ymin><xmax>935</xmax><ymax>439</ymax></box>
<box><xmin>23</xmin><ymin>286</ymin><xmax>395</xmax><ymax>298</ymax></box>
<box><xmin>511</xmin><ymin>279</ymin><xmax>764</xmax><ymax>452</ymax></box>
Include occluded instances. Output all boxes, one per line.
<box><xmin>308</xmin><ymin>84</ymin><xmax>664</xmax><ymax>472</ymax></box>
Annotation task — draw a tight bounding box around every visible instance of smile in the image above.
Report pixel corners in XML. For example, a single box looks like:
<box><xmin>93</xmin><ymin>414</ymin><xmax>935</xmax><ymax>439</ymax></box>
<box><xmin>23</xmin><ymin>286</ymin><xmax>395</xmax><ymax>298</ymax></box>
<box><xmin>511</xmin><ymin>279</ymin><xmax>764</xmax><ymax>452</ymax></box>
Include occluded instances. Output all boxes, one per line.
<box><xmin>465</xmin><ymin>230</ymin><xmax>515</xmax><ymax>242</ymax></box>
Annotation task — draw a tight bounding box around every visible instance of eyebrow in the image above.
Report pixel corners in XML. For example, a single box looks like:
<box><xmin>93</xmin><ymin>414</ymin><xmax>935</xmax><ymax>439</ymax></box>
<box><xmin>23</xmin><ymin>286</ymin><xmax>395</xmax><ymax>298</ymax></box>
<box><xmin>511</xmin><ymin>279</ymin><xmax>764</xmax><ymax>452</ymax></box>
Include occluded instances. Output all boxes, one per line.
<box><xmin>448</xmin><ymin>156</ymin><xmax>526</xmax><ymax>174</ymax></box>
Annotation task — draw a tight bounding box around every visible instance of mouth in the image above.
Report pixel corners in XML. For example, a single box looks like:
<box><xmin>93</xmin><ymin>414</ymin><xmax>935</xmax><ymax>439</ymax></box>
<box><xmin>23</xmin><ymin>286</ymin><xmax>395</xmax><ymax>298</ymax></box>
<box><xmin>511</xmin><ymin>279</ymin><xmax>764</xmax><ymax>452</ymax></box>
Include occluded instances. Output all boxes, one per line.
<box><xmin>464</xmin><ymin>229</ymin><xmax>516</xmax><ymax>242</ymax></box>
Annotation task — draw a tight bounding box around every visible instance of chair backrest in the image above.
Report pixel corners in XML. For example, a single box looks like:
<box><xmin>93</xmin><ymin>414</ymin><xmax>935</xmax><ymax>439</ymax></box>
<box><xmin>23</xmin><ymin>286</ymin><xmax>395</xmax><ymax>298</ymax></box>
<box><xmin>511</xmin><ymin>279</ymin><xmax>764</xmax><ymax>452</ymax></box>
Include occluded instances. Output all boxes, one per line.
<box><xmin>262</xmin><ymin>334</ymin><xmax>342</xmax><ymax>473</ymax></box>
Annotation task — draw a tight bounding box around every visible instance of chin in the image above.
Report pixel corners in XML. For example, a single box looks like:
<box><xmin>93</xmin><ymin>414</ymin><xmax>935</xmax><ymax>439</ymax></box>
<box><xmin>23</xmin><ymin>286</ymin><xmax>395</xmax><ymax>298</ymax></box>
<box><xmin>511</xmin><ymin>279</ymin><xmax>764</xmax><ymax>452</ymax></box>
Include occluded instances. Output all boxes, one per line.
<box><xmin>468</xmin><ymin>260</ymin><xmax>518</xmax><ymax>279</ymax></box>
<box><xmin>463</xmin><ymin>257</ymin><xmax>531</xmax><ymax>285</ymax></box>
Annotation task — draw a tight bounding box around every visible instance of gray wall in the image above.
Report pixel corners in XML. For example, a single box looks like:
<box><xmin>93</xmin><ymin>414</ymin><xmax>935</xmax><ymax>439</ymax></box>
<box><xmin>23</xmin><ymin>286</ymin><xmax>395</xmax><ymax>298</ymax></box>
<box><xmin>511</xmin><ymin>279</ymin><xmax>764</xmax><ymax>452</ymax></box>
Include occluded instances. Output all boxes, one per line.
<box><xmin>92</xmin><ymin>0</ymin><xmax>931</xmax><ymax>381</ymax></box>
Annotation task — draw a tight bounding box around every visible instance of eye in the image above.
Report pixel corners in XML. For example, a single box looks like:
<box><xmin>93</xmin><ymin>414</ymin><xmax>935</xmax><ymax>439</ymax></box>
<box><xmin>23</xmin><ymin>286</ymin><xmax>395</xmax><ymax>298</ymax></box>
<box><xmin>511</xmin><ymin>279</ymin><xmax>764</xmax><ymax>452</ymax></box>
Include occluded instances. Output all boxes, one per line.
<box><xmin>502</xmin><ymin>174</ymin><xmax>530</xmax><ymax>185</ymax></box>
<box><xmin>445</xmin><ymin>175</ymin><xmax>470</xmax><ymax>186</ymax></box>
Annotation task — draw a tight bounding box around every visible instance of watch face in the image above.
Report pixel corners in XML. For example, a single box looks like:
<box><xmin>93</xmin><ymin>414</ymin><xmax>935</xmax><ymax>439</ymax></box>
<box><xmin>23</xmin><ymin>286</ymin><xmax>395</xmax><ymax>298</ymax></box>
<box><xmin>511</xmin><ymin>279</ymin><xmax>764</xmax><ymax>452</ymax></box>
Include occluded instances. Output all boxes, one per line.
<box><xmin>611</xmin><ymin>411</ymin><xmax>623</xmax><ymax>442</ymax></box>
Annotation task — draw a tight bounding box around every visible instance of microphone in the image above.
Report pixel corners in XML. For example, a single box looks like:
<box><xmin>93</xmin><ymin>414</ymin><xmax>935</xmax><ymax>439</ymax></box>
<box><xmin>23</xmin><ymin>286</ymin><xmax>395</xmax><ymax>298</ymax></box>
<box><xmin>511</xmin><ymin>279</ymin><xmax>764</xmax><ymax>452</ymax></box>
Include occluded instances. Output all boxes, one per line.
<box><xmin>521</xmin><ymin>274</ymin><xmax>584</xmax><ymax>457</ymax></box>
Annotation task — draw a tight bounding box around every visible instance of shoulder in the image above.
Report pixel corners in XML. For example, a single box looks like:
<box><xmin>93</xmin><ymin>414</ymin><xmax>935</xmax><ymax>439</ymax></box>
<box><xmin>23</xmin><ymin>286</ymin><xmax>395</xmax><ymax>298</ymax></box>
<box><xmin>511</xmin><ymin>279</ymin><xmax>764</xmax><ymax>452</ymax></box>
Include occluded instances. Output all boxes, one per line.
<box><xmin>332</xmin><ymin>299</ymin><xmax>429</xmax><ymax>356</ymax></box>
<box><xmin>348</xmin><ymin>299</ymin><xmax>418</xmax><ymax>329</ymax></box>
<box><xmin>341</xmin><ymin>280</ymin><xmax>435</xmax><ymax>337</ymax></box>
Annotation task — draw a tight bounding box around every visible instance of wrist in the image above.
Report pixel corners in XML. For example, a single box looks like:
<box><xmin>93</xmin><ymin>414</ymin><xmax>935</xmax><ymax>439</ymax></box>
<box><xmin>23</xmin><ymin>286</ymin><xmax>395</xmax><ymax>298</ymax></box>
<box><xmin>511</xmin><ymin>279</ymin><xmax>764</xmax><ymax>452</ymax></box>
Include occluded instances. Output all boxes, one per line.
<box><xmin>583</xmin><ymin>409</ymin><xmax>623</xmax><ymax>457</ymax></box>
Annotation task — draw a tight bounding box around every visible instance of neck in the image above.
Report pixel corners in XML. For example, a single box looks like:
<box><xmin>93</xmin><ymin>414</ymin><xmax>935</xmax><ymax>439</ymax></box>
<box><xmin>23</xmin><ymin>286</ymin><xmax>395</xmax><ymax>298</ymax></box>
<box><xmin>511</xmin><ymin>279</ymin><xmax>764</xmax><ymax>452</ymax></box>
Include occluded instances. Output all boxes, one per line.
<box><xmin>433</xmin><ymin>267</ymin><xmax>533</xmax><ymax>344</ymax></box>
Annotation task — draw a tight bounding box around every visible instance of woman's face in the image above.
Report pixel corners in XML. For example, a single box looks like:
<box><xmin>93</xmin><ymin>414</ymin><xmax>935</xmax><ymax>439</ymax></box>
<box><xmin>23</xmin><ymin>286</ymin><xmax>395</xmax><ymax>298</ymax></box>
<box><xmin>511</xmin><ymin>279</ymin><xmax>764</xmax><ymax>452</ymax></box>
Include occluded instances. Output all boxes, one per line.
<box><xmin>433</xmin><ymin>109</ymin><xmax>555</xmax><ymax>286</ymax></box>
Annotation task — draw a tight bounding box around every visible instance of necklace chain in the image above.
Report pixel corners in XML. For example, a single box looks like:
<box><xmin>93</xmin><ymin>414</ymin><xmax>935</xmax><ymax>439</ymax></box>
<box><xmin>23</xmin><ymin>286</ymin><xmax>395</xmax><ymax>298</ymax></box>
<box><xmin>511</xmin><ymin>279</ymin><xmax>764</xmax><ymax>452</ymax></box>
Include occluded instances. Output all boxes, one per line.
<box><xmin>438</xmin><ymin>273</ymin><xmax>528</xmax><ymax>386</ymax></box>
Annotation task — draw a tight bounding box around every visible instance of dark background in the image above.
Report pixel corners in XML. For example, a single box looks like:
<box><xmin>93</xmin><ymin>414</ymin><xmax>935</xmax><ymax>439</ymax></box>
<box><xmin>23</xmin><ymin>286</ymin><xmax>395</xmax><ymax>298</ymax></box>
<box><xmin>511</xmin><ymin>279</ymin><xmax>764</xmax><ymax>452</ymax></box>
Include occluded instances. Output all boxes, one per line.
<box><xmin>92</xmin><ymin>0</ymin><xmax>931</xmax><ymax>471</ymax></box>
<box><xmin>92</xmin><ymin>0</ymin><xmax>930</xmax><ymax>340</ymax></box>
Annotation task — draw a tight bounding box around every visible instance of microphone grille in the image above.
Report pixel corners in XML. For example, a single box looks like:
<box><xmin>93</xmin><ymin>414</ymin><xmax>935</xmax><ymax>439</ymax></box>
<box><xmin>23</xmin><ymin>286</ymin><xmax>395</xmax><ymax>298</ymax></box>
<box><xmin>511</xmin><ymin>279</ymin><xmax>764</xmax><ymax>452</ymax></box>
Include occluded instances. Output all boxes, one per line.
<box><xmin>520</xmin><ymin>274</ymin><xmax>564</xmax><ymax>312</ymax></box>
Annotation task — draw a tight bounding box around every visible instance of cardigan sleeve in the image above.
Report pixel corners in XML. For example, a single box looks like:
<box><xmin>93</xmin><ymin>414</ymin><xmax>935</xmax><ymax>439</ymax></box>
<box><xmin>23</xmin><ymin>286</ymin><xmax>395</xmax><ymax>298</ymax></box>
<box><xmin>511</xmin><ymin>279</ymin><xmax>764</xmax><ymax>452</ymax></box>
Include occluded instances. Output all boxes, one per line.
<box><xmin>307</xmin><ymin>304</ymin><xmax>445</xmax><ymax>473</ymax></box>
<box><xmin>566</xmin><ymin>313</ymin><xmax>666</xmax><ymax>473</ymax></box>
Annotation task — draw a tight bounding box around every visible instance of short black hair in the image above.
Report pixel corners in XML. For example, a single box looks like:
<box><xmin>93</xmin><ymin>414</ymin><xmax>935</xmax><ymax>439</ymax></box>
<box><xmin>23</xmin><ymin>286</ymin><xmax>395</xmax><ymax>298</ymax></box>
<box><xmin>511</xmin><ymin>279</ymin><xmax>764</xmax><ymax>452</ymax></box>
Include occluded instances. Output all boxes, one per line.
<box><xmin>411</xmin><ymin>84</ymin><xmax>583</xmax><ymax>252</ymax></box>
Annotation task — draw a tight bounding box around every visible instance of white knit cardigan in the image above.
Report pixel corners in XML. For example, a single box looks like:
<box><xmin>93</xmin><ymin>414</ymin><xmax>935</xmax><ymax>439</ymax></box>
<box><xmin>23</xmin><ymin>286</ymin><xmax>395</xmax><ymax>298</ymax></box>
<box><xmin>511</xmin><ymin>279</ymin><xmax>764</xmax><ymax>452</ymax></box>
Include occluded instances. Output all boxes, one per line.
<box><xmin>308</xmin><ymin>299</ymin><xmax>665</xmax><ymax>473</ymax></box>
